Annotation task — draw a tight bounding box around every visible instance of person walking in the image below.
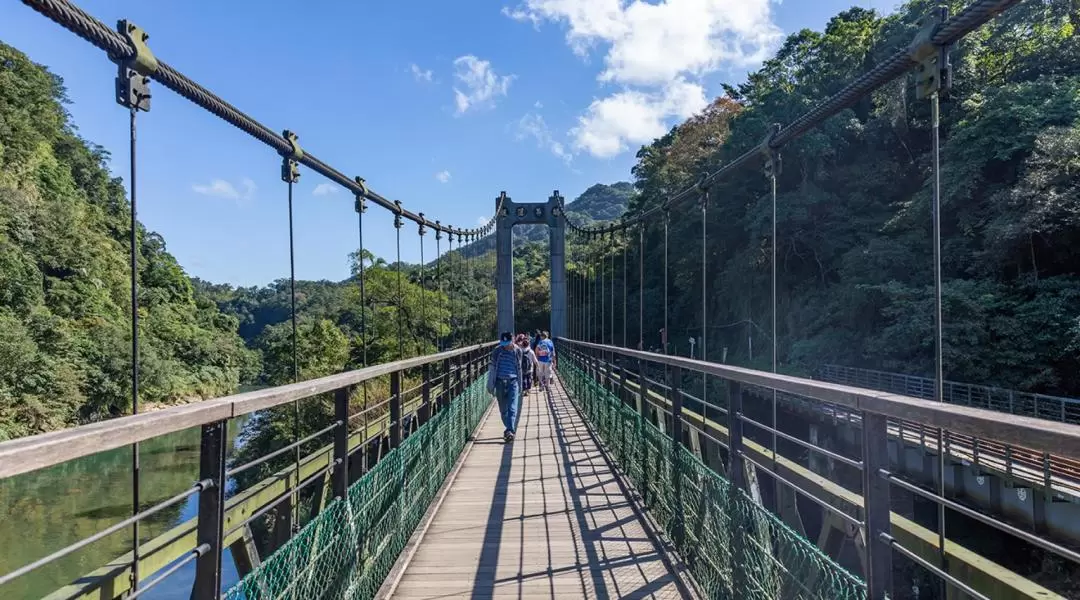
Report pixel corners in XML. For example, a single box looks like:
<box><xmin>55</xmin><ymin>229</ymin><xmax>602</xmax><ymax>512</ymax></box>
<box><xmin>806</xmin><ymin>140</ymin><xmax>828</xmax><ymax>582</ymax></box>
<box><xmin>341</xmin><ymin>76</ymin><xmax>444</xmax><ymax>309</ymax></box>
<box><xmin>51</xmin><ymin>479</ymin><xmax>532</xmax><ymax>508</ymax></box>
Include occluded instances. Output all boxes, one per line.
<box><xmin>518</xmin><ymin>333</ymin><xmax>539</xmax><ymax>393</ymax></box>
<box><xmin>535</xmin><ymin>331</ymin><xmax>555</xmax><ymax>390</ymax></box>
<box><xmin>487</xmin><ymin>331</ymin><xmax>523</xmax><ymax>442</ymax></box>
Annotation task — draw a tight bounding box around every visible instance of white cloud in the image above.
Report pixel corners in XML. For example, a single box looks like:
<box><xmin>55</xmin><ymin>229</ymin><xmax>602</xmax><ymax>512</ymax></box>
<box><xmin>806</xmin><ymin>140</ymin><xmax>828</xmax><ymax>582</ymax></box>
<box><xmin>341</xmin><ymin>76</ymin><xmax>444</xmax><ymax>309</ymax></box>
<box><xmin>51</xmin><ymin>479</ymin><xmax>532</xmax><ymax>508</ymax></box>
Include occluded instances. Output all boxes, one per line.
<box><xmin>452</xmin><ymin>55</ymin><xmax>514</xmax><ymax>114</ymax></box>
<box><xmin>192</xmin><ymin>178</ymin><xmax>256</xmax><ymax>202</ymax></box>
<box><xmin>409</xmin><ymin>63</ymin><xmax>433</xmax><ymax>83</ymax></box>
<box><xmin>477</xmin><ymin>216</ymin><xmax>489</xmax><ymax>226</ymax></box>
<box><xmin>572</xmin><ymin>78</ymin><xmax>707</xmax><ymax>158</ymax></box>
<box><xmin>507</xmin><ymin>0</ymin><xmax>780</xmax><ymax>85</ymax></box>
<box><xmin>435</xmin><ymin>170</ymin><xmax>452</xmax><ymax>183</ymax></box>
<box><xmin>516</xmin><ymin>113</ymin><xmax>572</xmax><ymax>164</ymax></box>
<box><xmin>504</xmin><ymin>0</ymin><xmax>781</xmax><ymax>157</ymax></box>
<box><xmin>502</xmin><ymin>5</ymin><xmax>542</xmax><ymax>28</ymax></box>
<box><xmin>312</xmin><ymin>182</ymin><xmax>338</xmax><ymax>196</ymax></box>
<box><xmin>534</xmin><ymin>100</ymin><xmax>544</xmax><ymax>109</ymax></box>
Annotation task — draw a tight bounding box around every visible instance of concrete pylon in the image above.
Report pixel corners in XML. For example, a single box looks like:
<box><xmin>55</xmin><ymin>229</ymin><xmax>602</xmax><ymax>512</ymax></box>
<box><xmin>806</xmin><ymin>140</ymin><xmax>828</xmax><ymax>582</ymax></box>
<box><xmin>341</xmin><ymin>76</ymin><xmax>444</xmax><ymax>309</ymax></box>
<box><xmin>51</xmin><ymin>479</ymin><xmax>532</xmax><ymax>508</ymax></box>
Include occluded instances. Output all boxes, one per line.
<box><xmin>493</xmin><ymin>190</ymin><xmax>567</xmax><ymax>338</ymax></box>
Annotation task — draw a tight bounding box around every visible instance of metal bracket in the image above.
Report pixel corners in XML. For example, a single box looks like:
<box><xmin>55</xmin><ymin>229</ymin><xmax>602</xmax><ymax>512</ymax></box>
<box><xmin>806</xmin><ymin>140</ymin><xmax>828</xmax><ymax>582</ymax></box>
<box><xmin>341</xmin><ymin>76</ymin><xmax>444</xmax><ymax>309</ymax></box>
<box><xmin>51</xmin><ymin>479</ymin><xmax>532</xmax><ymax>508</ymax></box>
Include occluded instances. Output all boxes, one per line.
<box><xmin>114</xmin><ymin>20</ymin><xmax>155</xmax><ymax>111</ymax></box>
<box><xmin>760</xmin><ymin>123</ymin><xmax>782</xmax><ymax>178</ymax></box>
<box><xmin>280</xmin><ymin>130</ymin><xmax>302</xmax><ymax>183</ymax></box>
<box><xmin>353</xmin><ymin>176</ymin><xmax>367</xmax><ymax>213</ymax></box>
<box><xmin>418</xmin><ymin>213</ymin><xmax>427</xmax><ymax>236</ymax></box>
<box><xmin>116</xmin><ymin>19</ymin><xmax>158</xmax><ymax>74</ymax></box>
<box><xmin>393</xmin><ymin>200</ymin><xmax>403</xmax><ymax>229</ymax></box>
<box><xmin>911</xmin><ymin>6</ymin><xmax>953</xmax><ymax>99</ymax></box>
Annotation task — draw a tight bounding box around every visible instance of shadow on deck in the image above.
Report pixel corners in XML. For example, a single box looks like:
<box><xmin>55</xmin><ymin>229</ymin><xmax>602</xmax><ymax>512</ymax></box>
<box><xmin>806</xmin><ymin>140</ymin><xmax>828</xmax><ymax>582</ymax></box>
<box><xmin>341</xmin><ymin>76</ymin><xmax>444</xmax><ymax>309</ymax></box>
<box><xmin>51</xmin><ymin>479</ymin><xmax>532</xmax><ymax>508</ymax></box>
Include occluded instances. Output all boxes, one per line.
<box><xmin>383</xmin><ymin>377</ymin><xmax>696</xmax><ymax>600</ymax></box>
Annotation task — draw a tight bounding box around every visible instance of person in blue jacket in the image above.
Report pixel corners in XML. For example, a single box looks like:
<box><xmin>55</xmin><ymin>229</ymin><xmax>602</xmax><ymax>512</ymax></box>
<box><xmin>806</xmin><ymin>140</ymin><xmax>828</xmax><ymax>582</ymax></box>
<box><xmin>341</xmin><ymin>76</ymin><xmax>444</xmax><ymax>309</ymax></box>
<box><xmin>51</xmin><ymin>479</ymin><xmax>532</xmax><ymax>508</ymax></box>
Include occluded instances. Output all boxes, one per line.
<box><xmin>535</xmin><ymin>331</ymin><xmax>555</xmax><ymax>390</ymax></box>
<box><xmin>487</xmin><ymin>331</ymin><xmax>523</xmax><ymax>442</ymax></box>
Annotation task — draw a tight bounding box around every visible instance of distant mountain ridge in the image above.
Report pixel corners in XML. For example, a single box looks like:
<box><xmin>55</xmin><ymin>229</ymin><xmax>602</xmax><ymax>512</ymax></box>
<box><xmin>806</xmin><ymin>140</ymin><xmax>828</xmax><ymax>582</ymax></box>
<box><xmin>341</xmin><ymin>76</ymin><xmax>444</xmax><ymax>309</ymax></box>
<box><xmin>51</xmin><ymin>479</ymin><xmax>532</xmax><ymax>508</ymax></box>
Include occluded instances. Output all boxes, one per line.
<box><xmin>457</xmin><ymin>182</ymin><xmax>634</xmax><ymax>257</ymax></box>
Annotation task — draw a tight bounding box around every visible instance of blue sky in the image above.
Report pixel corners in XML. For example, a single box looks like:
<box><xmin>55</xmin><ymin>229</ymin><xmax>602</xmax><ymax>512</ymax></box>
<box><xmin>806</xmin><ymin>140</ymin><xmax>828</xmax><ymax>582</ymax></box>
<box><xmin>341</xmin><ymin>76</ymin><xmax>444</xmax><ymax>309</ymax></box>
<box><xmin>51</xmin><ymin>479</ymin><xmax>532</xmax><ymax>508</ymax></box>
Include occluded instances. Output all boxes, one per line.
<box><xmin>2</xmin><ymin>0</ymin><xmax>895</xmax><ymax>287</ymax></box>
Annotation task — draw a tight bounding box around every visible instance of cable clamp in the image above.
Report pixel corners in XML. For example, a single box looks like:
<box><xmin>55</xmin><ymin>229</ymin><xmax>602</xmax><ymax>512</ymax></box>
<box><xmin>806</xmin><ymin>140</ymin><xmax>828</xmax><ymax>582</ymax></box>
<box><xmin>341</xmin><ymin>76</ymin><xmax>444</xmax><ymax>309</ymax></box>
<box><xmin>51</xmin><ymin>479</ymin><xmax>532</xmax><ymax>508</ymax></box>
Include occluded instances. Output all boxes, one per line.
<box><xmin>113</xmin><ymin>20</ymin><xmax>155</xmax><ymax>111</ymax></box>
<box><xmin>418</xmin><ymin>213</ymin><xmax>427</xmax><ymax>236</ymax></box>
<box><xmin>280</xmin><ymin>130</ymin><xmax>302</xmax><ymax>183</ymax></box>
<box><xmin>760</xmin><ymin>123</ymin><xmax>782</xmax><ymax>178</ymax></box>
<box><xmin>910</xmin><ymin>6</ymin><xmax>952</xmax><ymax>99</ymax></box>
<box><xmin>435</xmin><ymin>221</ymin><xmax>443</xmax><ymax>241</ymax></box>
<box><xmin>393</xmin><ymin>200</ymin><xmax>403</xmax><ymax>229</ymax></box>
<box><xmin>353</xmin><ymin>177</ymin><xmax>368</xmax><ymax>213</ymax></box>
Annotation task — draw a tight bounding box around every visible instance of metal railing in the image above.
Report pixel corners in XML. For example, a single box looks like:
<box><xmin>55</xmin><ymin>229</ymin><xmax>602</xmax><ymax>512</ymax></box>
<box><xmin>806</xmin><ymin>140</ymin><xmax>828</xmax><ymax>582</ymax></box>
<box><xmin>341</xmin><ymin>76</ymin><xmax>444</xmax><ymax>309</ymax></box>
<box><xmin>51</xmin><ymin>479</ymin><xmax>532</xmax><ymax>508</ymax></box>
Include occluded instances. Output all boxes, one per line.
<box><xmin>0</xmin><ymin>343</ymin><xmax>493</xmax><ymax>599</ymax></box>
<box><xmin>558</xmin><ymin>338</ymin><xmax>1080</xmax><ymax>600</ymax></box>
<box><xmin>819</xmin><ymin>364</ymin><xmax>1080</xmax><ymax>425</ymax></box>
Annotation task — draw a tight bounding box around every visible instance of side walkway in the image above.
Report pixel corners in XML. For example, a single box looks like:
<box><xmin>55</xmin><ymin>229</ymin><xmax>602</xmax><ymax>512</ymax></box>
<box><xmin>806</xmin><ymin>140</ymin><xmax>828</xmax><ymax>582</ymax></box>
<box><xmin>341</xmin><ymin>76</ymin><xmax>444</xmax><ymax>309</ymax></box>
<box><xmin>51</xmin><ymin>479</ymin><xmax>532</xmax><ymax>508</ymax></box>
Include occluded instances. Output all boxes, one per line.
<box><xmin>388</xmin><ymin>376</ymin><xmax>695</xmax><ymax>599</ymax></box>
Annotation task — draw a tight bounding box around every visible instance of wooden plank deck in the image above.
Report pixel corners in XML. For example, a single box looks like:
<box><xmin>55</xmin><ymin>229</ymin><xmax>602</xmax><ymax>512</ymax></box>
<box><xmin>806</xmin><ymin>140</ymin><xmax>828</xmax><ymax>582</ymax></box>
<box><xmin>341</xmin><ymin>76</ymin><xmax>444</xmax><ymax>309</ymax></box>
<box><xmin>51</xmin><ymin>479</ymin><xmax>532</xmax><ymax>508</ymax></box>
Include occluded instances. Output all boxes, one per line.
<box><xmin>388</xmin><ymin>376</ymin><xmax>695</xmax><ymax>599</ymax></box>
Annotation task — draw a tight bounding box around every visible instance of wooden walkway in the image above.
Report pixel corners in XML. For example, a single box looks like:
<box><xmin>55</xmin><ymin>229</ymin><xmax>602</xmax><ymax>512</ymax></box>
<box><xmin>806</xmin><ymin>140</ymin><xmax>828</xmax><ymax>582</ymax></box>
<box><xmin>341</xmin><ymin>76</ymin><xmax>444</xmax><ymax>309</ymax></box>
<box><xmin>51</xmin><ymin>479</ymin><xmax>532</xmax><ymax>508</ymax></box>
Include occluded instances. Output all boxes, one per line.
<box><xmin>386</xmin><ymin>376</ymin><xmax>695</xmax><ymax>599</ymax></box>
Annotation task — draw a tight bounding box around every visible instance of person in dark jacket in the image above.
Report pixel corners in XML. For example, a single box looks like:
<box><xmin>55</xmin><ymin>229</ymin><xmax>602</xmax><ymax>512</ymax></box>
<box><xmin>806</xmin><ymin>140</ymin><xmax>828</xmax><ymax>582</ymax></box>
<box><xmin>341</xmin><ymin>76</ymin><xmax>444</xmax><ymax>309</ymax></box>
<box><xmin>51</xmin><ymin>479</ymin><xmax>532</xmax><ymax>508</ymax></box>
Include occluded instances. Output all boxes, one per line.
<box><xmin>517</xmin><ymin>333</ymin><xmax>539</xmax><ymax>392</ymax></box>
<box><xmin>487</xmin><ymin>331</ymin><xmax>523</xmax><ymax>442</ymax></box>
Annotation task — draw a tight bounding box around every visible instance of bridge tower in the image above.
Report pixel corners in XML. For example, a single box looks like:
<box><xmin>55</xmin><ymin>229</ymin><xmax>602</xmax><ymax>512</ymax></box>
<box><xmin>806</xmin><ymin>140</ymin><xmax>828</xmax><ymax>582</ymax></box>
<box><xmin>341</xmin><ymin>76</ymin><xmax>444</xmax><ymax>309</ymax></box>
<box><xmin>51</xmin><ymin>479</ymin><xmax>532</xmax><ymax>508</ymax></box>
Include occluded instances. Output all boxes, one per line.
<box><xmin>494</xmin><ymin>190</ymin><xmax>566</xmax><ymax>337</ymax></box>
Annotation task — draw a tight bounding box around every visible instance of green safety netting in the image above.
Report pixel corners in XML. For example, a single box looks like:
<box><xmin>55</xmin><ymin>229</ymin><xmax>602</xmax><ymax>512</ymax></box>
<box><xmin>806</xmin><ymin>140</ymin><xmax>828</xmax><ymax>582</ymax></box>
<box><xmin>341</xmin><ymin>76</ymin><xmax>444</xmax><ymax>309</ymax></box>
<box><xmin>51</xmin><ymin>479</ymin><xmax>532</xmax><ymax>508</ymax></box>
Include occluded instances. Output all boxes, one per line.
<box><xmin>559</xmin><ymin>359</ymin><xmax>866</xmax><ymax>600</ymax></box>
<box><xmin>224</xmin><ymin>378</ymin><xmax>490</xmax><ymax>600</ymax></box>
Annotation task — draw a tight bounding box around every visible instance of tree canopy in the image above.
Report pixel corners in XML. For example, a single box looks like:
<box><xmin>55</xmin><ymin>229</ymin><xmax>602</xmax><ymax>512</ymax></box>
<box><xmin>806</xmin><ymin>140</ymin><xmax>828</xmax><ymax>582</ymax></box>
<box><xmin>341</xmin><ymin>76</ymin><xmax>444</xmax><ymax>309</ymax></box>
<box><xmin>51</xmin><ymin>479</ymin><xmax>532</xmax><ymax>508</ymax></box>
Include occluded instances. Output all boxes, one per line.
<box><xmin>0</xmin><ymin>41</ymin><xmax>257</xmax><ymax>440</ymax></box>
<box><xmin>572</xmin><ymin>0</ymin><xmax>1080</xmax><ymax>396</ymax></box>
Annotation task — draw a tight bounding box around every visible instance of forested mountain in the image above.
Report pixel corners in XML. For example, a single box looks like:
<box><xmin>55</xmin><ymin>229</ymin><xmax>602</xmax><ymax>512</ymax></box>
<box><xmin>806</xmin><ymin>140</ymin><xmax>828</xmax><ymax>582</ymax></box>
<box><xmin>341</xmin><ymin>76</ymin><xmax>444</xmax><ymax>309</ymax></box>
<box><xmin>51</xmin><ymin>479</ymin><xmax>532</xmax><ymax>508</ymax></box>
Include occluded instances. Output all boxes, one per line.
<box><xmin>571</xmin><ymin>0</ymin><xmax>1080</xmax><ymax>397</ymax></box>
<box><xmin>0</xmin><ymin>42</ymin><xmax>257</xmax><ymax>440</ymax></box>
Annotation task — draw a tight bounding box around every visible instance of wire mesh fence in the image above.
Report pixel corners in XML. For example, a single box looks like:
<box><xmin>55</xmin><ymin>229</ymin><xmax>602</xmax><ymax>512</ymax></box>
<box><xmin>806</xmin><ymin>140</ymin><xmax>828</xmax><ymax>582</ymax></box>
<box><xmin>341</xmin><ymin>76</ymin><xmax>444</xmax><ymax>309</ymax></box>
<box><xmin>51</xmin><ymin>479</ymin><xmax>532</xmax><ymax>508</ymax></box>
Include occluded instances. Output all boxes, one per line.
<box><xmin>223</xmin><ymin>378</ymin><xmax>490</xmax><ymax>600</ymax></box>
<box><xmin>559</xmin><ymin>358</ymin><xmax>866</xmax><ymax>600</ymax></box>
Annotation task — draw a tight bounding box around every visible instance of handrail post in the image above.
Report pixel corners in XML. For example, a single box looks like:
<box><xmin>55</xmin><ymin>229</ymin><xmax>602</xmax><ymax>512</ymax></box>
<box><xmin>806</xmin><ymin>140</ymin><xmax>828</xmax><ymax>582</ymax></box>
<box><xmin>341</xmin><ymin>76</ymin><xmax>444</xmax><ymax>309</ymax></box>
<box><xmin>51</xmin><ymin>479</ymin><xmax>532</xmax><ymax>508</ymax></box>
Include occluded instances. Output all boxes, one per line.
<box><xmin>441</xmin><ymin>358</ymin><xmax>451</xmax><ymax>411</ymax></box>
<box><xmin>637</xmin><ymin>359</ymin><xmax>648</xmax><ymax>416</ymax></box>
<box><xmin>193</xmin><ymin>420</ymin><xmax>227</xmax><ymax>598</ymax></box>
<box><xmin>390</xmin><ymin>371</ymin><xmax>402</xmax><ymax>450</ymax></box>
<box><xmin>419</xmin><ymin>363</ymin><xmax>432</xmax><ymax>426</ymax></box>
<box><xmin>333</xmin><ymin>386</ymin><xmax>350</xmax><ymax>499</ymax></box>
<box><xmin>862</xmin><ymin>410</ymin><xmax>893</xmax><ymax>599</ymax></box>
<box><xmin>668</xmin><ymin>364</ymin><xmax>685</xmax><ymax>550</ymax></box>
<box><xmin>618</xmin><ymin>363</ymin><xmax>628</xmax><ymax>407</ymax></box>
<box><xmin>728</xmin><ymin>381</ymin><xmax>746</xmax><ymax>490</ymax></box>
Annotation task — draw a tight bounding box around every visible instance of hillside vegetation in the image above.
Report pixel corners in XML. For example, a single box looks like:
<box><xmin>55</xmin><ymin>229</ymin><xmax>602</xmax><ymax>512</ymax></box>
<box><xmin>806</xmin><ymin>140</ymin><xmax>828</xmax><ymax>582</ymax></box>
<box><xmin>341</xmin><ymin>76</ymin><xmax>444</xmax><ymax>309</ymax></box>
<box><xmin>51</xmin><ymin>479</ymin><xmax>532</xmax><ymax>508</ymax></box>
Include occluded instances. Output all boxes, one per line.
<box><xmin>0</xmin><ymin>42</ymin><xmax>257</xmax><ymax>440</ymax></box>
<box><xmin>581</xmin><ymin>0</ymin><xmax>1080</xmax><ymax>396</ymax></box>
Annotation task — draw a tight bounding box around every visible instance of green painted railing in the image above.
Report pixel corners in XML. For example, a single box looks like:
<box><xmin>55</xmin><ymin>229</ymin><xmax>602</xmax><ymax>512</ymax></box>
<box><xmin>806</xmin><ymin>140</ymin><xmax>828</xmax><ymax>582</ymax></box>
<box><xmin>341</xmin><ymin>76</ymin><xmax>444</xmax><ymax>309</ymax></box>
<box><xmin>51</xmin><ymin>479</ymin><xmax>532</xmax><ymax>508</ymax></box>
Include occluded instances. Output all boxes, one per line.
<box><xmin>224</xmin><ymin>378</ymin><xmax>490</xmax><ymax>600</ymax></box>
<box><xmin>559</xmin><ymin>356</ymin><xmax>865</xmax><ymax>600</ymax></box>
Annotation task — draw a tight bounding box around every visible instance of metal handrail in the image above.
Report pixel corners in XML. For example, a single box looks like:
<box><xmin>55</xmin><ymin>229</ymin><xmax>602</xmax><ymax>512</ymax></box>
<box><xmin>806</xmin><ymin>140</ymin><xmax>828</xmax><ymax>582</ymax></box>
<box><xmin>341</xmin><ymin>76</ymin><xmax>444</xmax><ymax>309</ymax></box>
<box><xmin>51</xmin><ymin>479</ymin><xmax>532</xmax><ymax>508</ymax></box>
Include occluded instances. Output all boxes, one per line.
<box><xmin>560</xmin><ymin>338</ymin><xmax>1080</xmax><ymax>461</ymax></box>
<box><xmin>0</xmin><ymin>342</ymin><xmax>495</xmax><ymax>480</ymax></box>
<box><xmin>561</xmin><ymin>340</ymin><xmax>1080</xmax><ymax>600</ymax></box>
<box><xmin>819</xmin><ymin>364</ymin><xmax>1080</xmax><ymax>424</ymax></box>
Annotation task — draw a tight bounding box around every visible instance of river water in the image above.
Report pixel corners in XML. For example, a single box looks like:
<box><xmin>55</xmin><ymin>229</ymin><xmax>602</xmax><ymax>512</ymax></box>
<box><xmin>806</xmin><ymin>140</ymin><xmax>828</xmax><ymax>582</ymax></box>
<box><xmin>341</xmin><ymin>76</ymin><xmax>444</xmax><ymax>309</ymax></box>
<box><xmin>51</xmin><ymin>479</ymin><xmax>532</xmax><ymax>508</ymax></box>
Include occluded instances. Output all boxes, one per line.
<box><xmin>0</xmin><ymin>415</ymin><xmax>252</xmax><ymax>599</ymax></box>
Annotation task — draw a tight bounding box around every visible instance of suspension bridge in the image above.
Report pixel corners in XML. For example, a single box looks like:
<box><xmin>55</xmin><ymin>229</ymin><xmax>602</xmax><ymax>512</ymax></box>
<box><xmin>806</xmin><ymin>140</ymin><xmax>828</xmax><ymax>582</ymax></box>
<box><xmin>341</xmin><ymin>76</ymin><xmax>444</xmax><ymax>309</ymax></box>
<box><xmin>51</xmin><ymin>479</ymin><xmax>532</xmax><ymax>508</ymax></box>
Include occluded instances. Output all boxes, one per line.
<box><xmin>2</xmin><ymin>0</ymin><xmax>1079</xmax><ymax>599</ymax></box>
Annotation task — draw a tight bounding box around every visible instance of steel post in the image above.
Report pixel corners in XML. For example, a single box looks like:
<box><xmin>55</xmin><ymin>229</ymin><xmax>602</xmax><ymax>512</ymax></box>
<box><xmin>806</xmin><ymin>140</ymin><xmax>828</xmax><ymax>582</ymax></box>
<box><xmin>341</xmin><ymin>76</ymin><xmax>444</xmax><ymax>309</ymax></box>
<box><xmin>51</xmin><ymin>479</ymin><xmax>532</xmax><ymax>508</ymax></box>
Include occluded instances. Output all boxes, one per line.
<box><xmin>390</xmin><ymin>371</ymin><xmax>402</xmax><ymax>450</ymax></box>
<box><xmin>193</xmin><ymin>420</ymin><xmax>227</xmax><ymax>599</ymax></box>
<box><xmin>863</xmin><ymin>411</ymin><xmax>893</xmax><ymax>599</ymax></box>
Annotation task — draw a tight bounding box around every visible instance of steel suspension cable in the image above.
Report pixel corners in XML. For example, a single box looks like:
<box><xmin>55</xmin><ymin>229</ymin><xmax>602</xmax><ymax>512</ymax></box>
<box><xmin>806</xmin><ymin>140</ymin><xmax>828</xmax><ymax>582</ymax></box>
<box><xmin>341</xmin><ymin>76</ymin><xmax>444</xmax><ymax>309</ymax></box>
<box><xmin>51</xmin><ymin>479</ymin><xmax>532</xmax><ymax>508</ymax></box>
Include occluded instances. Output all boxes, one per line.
<box><xmin>355</xmin><ymin>187</ymin><xmax>368</xmax><ymax>468</ymax></box>
<box><xmin>931</xmin><ymin>90</ymin><xmax>948</xmax><ymax>593</ymax></box>
<box><xmin>448</xmin><ymin>233</ymin><xmax>455</xmax><ymax>346</ymax></box>
<box><xmin>284</xmin><ymin>170</ymin><xmax>301</xmax><ymax>533</ymax></box>
<box><xmin>622</xmin><ymin>240</ymin><xmax>627</xmax><ymax>347</ymax></box>
<box><xmin>394</xmin><ymin>204</ymin><xmax>404</xmax><ymax>360</ymax></box>
<box><xmin>418</xmin><ymin>216</ymin><xmax>427</xmax><ymax>354</ymax></box>
<box><xmin>609</xmin><ymin>243</ymin><xmax>614</xmax><ymax>347</ymax></box>
<box><xmin>467</xmin><ymin>236</ymin><xmax>474</xmax><ymax>343</ymax></box>
<box><xmin>126</xmin><ymin>104</ymin><xmax>141</xmax><ymax>593</ymax></box>
<box><xmin>663</xmin><ymin>210</ymin><xmax>669</xmax><ymax>354</ymax></box>
<box><xmin>588</xmin><ymin>242</ymin><xmax>594</xmax><ymax>343</ymax></box>
<box><xmin>768</xmin><ymin>153</ymin><xmax>781</xmax><ymax>506</ymax></box>
<box><xmin>638</xmin><ymin>224</ymin><xmax>644</xmax><ymax>350</ymax></box>
<box><xmin>545</xmin><ymin>0</ymin><xmax>1022</xmax><ymax>239</ymax></box>
<box><xmin>21</xmin><ymin>0</ymin><xmax>501</xmax><ymax>238</ymax></box>
<box><xmin>701</xmin><ymin>191</ymin><xmax>708</xmax><ymax>405</ymax></box>
<box><xmin>435</xmin><ymin>226</ymin><xmax>442</xmax><ymax>348</ymax></box>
